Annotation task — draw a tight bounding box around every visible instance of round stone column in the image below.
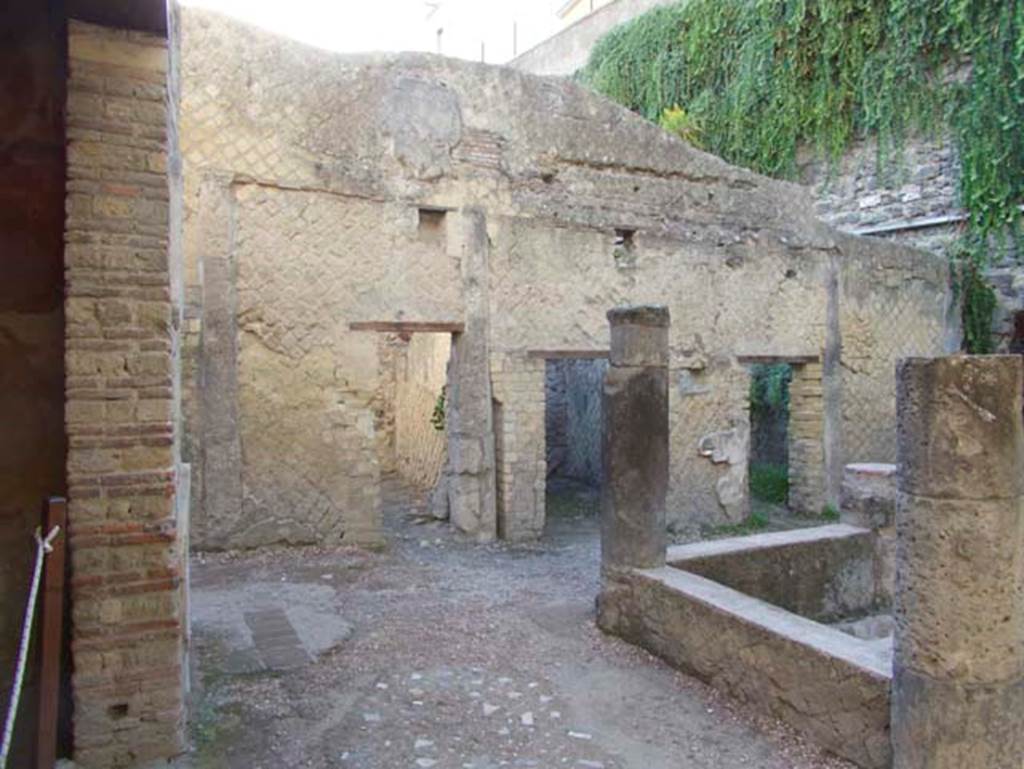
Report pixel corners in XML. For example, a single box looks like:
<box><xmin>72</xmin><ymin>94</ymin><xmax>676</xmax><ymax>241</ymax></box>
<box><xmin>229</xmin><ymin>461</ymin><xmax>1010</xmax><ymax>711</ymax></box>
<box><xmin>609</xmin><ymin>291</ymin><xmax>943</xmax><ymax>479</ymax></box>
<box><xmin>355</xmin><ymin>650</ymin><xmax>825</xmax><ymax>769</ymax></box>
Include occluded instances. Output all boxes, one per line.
<box><xmin>600</xmin><ymin>305</ymin><xmax>669</xmax><ymax>572</ymax></box>
<box><xmin>893</xmin><ymin>356</ymin><xmax>1024</xmax><ymax>769</ymax></box>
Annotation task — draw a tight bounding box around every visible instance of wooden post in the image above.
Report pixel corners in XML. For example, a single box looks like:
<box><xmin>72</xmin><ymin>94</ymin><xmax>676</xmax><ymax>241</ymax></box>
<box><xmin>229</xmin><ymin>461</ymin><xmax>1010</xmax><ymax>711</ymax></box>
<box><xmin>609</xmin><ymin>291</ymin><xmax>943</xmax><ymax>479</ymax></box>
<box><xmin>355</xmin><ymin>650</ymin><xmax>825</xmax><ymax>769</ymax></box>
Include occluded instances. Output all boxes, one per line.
<box><xmin>36</xmin><ymin>497</ymin><xmax>66</xmax><ymax>769</ymax></box>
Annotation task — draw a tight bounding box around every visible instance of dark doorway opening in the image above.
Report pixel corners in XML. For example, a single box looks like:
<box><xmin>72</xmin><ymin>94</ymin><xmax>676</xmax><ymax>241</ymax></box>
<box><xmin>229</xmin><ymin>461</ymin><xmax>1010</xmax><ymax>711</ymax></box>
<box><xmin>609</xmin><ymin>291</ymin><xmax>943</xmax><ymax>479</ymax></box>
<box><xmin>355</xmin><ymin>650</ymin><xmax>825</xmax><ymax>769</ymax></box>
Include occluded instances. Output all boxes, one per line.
<box><xmin>544</xmin><ymin>358</ymin><xmax>607</xmax><ymax>525</ymax></box>
<box><xmin>1009</xmin><ymin>311</ymin><xmax>1024</xmax><ymax>355</ymax></box>
<box><xmin>748</xmin><ymin>363</ymin><xmax>793</xmax><ymax>516</ymax></box>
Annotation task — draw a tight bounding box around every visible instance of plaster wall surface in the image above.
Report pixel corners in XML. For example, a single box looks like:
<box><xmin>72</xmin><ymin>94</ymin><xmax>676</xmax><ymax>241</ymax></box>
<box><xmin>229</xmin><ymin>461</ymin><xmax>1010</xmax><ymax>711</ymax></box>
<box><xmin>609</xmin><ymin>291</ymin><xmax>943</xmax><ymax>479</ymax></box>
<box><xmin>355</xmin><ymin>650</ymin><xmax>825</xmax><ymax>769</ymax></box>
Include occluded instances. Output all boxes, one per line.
<box><xmin>180</xmin><ymin>10</ymin><xmax>948</xmax><ymax>546</ymax></box>
<box><xmin>510</xmin><ymin>0</ymin><xmax>678</xmax><ymax>76</ymax></box>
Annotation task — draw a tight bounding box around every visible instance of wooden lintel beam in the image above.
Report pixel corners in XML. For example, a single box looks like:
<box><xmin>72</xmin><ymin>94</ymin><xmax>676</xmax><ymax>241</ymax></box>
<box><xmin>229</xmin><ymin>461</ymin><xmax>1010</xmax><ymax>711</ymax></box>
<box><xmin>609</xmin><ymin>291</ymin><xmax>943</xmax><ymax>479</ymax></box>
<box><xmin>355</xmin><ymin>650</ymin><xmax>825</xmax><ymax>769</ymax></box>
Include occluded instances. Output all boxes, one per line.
<box><xmin>526</xmin><ymin>350</ymin><xmax>610</xmax><ymax>360</ymax></box>
<box><xmin>736</xmin><ymin>354</ymin><xmax>820</xmax><ymax>365</ymax></box>
<box><xmin>349</xmin><ymin>321</ymin><xmax>465</xmax><ymax>334</ymax></box>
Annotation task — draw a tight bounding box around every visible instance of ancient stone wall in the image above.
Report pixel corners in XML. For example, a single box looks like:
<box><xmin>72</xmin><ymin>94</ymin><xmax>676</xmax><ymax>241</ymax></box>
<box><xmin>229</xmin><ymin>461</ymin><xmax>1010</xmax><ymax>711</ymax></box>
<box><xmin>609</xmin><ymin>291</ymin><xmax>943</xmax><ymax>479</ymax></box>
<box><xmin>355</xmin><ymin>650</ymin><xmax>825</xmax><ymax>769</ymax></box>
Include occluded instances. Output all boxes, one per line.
<box><xmin>835</xmin><ymin>233</ymin><xmax>951</xmax><ymax>465</ymax></box>
<box><xmin>180</xmin><ymin>10</ymin><xmax>949</xmax><ymax>545</ymax></box>
<box><xmin>63</xmin><ymin>18</ymin><xmax>186</xmax><ymax>767</ymax></box>
<box><xmin>799</xmin><ymin>135</ymin><xmax>963</xmax><ymax>255</ymax></box>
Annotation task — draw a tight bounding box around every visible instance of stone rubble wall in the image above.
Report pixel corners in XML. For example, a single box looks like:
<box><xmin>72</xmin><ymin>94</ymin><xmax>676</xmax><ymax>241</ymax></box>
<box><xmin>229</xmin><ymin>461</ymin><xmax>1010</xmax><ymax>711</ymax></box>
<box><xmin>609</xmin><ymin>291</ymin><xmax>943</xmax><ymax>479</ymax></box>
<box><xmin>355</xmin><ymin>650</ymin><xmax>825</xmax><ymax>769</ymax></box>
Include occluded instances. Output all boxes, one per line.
<box><xmin>63</xmin><ymin>20</ymin><xmax>186</xmax><ymax>767</ymax></box>
<box><xmin>180</xmin><ymin>9</ymin><xmax>949</xmax><ymax>545</ymax></box>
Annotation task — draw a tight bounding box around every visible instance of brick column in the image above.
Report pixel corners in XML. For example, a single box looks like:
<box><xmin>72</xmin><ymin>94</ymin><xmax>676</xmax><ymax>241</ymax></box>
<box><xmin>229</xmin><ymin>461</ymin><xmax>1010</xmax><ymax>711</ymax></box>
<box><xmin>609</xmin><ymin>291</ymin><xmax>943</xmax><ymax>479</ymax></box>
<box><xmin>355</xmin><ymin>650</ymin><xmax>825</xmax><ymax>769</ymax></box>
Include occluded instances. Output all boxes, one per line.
<box><xmin>64</xmin><ymin>20</ymin><xmax>186</xmax><ymax>767</ymax></box>
<box><xmin>600</xmin><ymin>306</ymin><xmax>669</xmax><ymax>572</ymax></box>
<box><xmin>893</xmin><ymin>356</ymin><xmax>1024</xmax><ymax>769</ymax></box>
<box><xmin>788</xmin><ymin>361</ymin><xmax>826</xmax><ymax>513</ymax></box>
<box><xmin>490</xmin><ymin>352</ymin><xmax>546</xmax><ymax>541</ymax></box>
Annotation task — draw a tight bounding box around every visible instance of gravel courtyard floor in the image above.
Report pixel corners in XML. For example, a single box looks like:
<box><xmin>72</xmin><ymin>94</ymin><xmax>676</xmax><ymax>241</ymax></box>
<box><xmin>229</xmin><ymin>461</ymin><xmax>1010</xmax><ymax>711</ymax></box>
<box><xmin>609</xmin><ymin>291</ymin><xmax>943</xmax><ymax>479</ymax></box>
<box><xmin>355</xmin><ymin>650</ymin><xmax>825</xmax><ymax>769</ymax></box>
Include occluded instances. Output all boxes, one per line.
<box><xmin>180</xmin><ymin>478</ymin><xmax>854</xmax><ymax>769</ymax></box>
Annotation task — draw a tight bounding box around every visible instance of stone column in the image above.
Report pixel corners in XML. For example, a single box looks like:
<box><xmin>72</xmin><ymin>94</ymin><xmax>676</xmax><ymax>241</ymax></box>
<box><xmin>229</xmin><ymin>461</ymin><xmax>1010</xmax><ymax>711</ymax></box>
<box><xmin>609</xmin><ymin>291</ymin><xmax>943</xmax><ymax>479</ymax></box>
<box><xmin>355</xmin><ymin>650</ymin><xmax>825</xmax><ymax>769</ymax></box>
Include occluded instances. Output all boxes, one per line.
<box><xmin>438</xmin><ymin>208</ymin><xmax>497</xmax><ymax>541</ymax></box>
<box><xmin>601</xmin><ymin>306</ymin><xmax>669</xmax><ymax>572</ymax></box>
<box><xmin>893</xmin><ymin>356</ymin><xmax>1024</xmax><ymax>769</ymax></box>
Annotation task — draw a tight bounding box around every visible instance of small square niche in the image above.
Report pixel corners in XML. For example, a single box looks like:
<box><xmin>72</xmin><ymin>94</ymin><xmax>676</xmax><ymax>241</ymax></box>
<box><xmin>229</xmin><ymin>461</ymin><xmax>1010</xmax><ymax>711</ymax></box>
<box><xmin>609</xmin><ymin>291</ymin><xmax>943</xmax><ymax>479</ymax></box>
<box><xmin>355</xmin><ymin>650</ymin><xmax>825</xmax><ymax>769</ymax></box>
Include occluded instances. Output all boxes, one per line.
<box><xmin>418</xmin><ymin>207</ymin><xmax>447</xmax><ymax>244</ymax></box>
<box><xmin>613</xmin><ymin>227</ymin><xmax>637</xmax><ymax>269</ymax></box>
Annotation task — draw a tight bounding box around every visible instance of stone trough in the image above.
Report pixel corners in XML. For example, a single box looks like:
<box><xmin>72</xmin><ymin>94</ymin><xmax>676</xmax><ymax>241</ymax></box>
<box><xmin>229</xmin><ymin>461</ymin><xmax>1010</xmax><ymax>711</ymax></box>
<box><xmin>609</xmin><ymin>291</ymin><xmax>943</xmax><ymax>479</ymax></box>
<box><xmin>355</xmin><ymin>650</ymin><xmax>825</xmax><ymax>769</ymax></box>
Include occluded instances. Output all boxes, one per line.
<box><xmin>599</xmin><ymin>524</ymin><xmax>894</xmax><ymax>768</ymax></box>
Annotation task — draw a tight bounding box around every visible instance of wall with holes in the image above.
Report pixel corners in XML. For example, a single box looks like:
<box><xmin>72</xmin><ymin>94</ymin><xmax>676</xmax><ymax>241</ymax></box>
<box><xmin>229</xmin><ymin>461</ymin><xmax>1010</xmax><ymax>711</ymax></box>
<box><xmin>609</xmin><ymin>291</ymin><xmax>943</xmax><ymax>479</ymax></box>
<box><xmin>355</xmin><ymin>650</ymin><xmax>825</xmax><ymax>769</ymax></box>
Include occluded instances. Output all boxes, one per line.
<box><xmin>180</xmin><ymin>8</ymin><xmax>950</xmax><ymax>546</ymax></box>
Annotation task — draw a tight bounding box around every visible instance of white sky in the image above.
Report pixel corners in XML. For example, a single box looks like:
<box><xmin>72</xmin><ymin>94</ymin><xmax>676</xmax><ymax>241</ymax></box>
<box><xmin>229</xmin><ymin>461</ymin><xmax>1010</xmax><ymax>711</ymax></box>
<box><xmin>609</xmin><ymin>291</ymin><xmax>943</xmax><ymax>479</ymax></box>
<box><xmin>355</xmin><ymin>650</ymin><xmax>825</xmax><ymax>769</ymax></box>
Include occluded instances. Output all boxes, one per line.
<box><xmin>178</xmin><ymin>0</ymin><xmax>564</xmax><ymax>64</ymax></box>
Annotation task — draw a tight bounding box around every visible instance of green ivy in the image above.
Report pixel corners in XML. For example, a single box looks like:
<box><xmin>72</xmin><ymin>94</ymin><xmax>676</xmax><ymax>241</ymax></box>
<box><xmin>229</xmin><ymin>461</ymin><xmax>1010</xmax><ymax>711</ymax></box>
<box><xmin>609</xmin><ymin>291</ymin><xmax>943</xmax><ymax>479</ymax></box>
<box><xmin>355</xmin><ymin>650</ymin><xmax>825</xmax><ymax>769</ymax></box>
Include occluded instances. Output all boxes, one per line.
<box><xmin>749</xmin><ymin>363</ymin><xmax>791</xmax><ymax>417</ymax></box>
<box><xmin>430</xmin><ymin>388</ymin><xmax>446</xmax><ymax>432</ymax></box>
<box><xmin>582</xmin><ymin>0</ymin><xmax>1024</xmax><ymax>351</ymax></box>
<box><xmin>953</xmin><ymin>237</ymin><xmax>998</xmax><ymax>353</ymax></box>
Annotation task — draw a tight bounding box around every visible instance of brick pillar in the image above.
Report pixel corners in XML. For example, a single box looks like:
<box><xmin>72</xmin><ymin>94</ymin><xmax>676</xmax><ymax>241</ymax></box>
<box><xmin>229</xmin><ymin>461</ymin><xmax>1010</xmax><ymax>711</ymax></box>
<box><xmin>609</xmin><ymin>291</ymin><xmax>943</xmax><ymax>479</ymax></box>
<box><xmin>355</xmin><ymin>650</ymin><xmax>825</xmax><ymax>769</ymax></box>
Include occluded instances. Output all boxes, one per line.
<box><xmin>788</xmin><ymin>361</ymin><xmax>826</xmax><ymax>513</ymax></box>
<box><xmin>489</xmin><ymin>353</ymin><xmax>546</xmax><ymax>541</ymax></box>
<box><xmin>893</xmin><ymin>356</ymin><xmax>1024</xmax><ymax>769</ymax></box>
<box><xmin>600</xmin><ymin>306</ymin><xmax>669</xmax><ymax>572</ymax></box>
<box><xmin>64</xmin><ymin>20</ymin><xmax>186</xmax><ymax>767</ymax></box>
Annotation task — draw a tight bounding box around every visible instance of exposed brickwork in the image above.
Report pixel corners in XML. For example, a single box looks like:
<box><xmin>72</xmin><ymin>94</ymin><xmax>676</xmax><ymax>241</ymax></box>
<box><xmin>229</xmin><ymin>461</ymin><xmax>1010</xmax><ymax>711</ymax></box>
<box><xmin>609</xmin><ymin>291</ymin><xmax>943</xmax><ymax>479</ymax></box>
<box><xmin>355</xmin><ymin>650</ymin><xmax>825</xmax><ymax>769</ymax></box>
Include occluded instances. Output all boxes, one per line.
<box><xmin>64</xmin><ymin>20</ymin><xmax>185</xmax><ymax>767</ymax></box>
<box><xmin>788</xmin><ymin>362</ymin><xmax>825</xmax><ymax>513</ymax></box>
<box><xmin>491</xmin><ymin>353</ymin><xmax>546</xmax><ymax>541</ymax></box>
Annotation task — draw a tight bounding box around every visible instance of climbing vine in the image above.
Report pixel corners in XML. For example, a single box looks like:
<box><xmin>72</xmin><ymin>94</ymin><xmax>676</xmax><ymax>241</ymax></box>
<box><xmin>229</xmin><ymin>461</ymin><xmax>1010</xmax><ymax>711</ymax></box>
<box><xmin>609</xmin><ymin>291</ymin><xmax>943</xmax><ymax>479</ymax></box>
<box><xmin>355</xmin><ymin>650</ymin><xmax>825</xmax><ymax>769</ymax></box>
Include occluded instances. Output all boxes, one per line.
<box><xmin>582</xmin><ymin>0</ymin><xmax>1024</xmax><ymax>352</ymax></box>
<box><xmin>953</xmin><ymin>237</ymin><xmax>998</xmax><ymax>354</ymax></box>
<box><xmin>430</xmin><ymin>387</ymin><xmax>446</xmax><ymax>432</ymax></box>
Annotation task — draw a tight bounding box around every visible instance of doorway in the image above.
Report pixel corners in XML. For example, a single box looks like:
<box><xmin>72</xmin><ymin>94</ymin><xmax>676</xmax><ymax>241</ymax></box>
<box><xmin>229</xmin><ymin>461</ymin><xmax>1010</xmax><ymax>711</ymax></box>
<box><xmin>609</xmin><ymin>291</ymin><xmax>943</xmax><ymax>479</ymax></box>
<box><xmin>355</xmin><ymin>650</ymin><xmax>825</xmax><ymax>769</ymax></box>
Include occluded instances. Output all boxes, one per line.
<box><xmin>372</xmin><ymin>330</ymin><xmax>454</xmax><ymax>522</ymax></box>
<box><xmin>747</xmin><ymin>363</ymin><xmax>793</xmax><ymax>518</ymax></box>
<box><xmin>544</xmin><ymin>358</ymin><xmax>607</xmax><ymax>527</ymax></box>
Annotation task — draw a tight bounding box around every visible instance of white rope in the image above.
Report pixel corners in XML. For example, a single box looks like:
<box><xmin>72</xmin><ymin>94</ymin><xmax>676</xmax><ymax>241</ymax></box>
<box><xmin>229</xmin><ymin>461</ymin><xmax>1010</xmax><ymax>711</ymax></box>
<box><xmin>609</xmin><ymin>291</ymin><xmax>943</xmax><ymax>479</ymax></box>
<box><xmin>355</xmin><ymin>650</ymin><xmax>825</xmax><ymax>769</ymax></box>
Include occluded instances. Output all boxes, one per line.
<box><xmin>0</xmin><ymin>525</ymin><xmax>60</xmax><ymax>769</ymax></box>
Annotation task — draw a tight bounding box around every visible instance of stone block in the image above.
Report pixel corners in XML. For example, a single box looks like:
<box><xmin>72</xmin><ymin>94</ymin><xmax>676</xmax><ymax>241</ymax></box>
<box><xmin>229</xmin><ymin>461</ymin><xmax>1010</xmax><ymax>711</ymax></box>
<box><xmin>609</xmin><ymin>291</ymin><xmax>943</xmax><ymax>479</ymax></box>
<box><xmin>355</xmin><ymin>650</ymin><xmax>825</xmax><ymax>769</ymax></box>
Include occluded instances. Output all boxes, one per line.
<box><xmin>896</xmin><ymin>356</ymin><xmax>1024</xmax><ymax>500</ymax></box>
<box><xmin>608</xmin><ymin>306</ymin><xmax>670</xmax><ymax>368</ymax></box>
<box><xmin>841</xmin><ymin>463</ymin><xmax>896</xmax><ymax>530</ymax></box>
<box><xmin>894</xmin><ymin>494</ymin><xmax>1024</xmax><ymax>684</ymax></box>
<box><xmin>892</xmin><ymin>669</ymin><xmax>1024</xmax><ymax>769</ymax></box>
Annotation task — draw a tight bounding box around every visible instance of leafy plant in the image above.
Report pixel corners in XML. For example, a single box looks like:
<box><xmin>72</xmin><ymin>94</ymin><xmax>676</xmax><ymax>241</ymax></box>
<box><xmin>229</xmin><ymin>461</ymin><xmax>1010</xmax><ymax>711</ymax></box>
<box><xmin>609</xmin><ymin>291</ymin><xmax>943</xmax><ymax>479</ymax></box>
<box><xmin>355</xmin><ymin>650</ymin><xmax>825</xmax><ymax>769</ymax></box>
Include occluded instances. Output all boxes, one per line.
<box><xmin>582</xmin><ymin>0</ymin><xmax>1024</xmax><ymax>352</ymax></box>
<box><xmin>749</xmin><ymin>363</ymin><xmax>792</xmax><ymax>417</ymax></box>
<box><xmin>953</xmin><ymin>237</ymin><xmax>998</xmax><ymax>353</ymax></box>
<box><xmin>821</xmin><ymin>504</ymin><xmax>840</xmax><ymax>521</ymax></box>
<box><xmin>430</xmin><ymin>387</ymin><xmax>446</xmax><ymax>432</ymax></box>
<box><xmin>659</xmin><ymin>105</ymin><xmax>703</xmax><ymax>147</ymax></box>
<box><xmin>710</xmin><ymin>511</ymin><xmax>771</xmax><ymax>538</ymax></box>
<box><xmin>750</xmin><ymin>462</ymin><xmax>789</xmax><ymax>504</ymax></box>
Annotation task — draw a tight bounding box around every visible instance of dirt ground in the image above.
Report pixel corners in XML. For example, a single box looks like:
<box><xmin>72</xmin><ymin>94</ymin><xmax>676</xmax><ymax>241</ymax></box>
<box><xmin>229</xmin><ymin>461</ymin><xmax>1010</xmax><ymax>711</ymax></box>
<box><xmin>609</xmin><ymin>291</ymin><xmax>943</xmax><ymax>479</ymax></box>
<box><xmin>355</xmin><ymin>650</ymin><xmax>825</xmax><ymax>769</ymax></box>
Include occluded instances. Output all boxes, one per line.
<box><xmin>178</xmin><ymin>478</ymin><xmax>854</xmax><ymax>769</ymax></box>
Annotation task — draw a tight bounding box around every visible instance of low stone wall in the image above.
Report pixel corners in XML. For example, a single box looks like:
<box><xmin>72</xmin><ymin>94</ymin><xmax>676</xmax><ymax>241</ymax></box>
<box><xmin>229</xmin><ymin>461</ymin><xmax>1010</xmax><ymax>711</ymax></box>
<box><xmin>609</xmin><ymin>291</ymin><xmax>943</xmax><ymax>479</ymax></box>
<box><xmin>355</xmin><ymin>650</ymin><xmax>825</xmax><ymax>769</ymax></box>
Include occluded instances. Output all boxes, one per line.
<box><xmin>667</xmin><ymin>524</ymin><xmax>880</xmax><ymax>622</ymax></box>
<box><xmin>598</xmin><ymin>565</ymin><xmax>892</xmax><ymax>769</ymax></box>
<box><xmin>841</xmin><ymin>463</ymin><xmax>897</xmax><ymax>607</ymax></box>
